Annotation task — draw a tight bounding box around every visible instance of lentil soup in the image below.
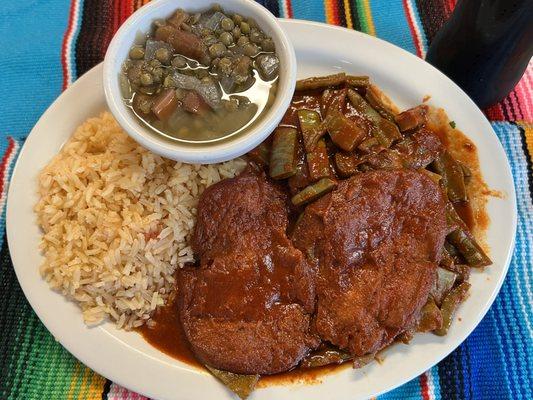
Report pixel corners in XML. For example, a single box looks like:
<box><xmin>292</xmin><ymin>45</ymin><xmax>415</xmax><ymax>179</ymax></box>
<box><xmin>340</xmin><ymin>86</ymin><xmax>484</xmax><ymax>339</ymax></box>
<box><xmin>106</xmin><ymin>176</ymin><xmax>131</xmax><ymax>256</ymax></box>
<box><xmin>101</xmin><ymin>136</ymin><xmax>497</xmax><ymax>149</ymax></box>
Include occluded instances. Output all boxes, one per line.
<box><xmin>120</xmin><ymin>4</ymin><xmax>280</xmax><ymax>143</ymax></box>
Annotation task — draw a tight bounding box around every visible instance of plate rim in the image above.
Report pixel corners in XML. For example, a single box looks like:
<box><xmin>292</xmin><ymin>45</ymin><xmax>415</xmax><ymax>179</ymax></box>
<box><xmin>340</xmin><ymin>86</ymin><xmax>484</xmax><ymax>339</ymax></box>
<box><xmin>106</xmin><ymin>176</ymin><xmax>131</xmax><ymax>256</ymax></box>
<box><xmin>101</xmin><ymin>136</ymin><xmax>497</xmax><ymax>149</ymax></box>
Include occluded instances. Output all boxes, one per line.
<box><xmin>6</xmin><ymin>19</ymin><xmax>517</xmax><ymax>400</ymax></box>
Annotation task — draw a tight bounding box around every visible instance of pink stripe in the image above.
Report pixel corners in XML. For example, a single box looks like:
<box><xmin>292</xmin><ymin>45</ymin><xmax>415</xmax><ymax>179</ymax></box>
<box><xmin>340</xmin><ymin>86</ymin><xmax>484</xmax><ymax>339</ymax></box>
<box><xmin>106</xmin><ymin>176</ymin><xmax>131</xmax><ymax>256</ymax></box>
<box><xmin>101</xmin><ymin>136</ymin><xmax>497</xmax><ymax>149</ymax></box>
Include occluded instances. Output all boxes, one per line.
<box><xmin>501</xmin><ymin>96</ymin><xmax>512</xmax><ymax>120</ymax></box>
<box><xmin>514</xmin><ymin>66</ymin><xmax>533</xmax><ymax>121</ymax></box>
<box><xmin>507</xmin><ymin>89</ymin><xmax>523</xmax><ymax>120</ymax></box>
<box><xmin>523</xmin><ymin>69</ymin><xmax>533</xmax><ymax>114</ymax></box>
<box><xmin>511</xmin><ymin>89</ymin><xmax>524</xmax><ymax>120</ymax></box>
<box><xmin>498</xmin><ymin>61</ymin><xmax>533</xmax><ymax>122</ymax></box>
<box><xmin>507</xmin><ymin>96</ymin><xmax>519</xmax><ymax>121</ymax></box>
<box><xmin>107</xmin><ymin>383</ymin><xmax>148</xmax><ymax>400</ymax></box>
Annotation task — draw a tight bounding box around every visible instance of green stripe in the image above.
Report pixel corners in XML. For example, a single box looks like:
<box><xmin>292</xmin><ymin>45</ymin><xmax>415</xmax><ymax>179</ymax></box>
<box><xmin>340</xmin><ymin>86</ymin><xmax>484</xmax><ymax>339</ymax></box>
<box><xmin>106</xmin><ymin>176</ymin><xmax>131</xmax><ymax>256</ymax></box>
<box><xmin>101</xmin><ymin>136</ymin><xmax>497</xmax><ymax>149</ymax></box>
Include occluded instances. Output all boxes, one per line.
<box><xmin>0</xmin><ymin>238</ymin><xmax>39</xmax><ymax>398</ymax></box>
<box><xmin>0</xmin><ymin>238</ymin><xmax>81</xmax><ymax>398</ymax></box>
<box><xmin>9</xmin><ymin>315</ymin><xmax>80</xmax><ymax>399</ymax></box>
<box><xmin>0</xmin><ymin>305</ymin><xmax>27</xmax><ymax>398</ymax></box>
<box><xmin>9</xmin><ymin>313</ymin><xmax>39</xmax><ymax>399</ymax></box>
<box><xmin>353</xmin><ymin>0</ymin><xmax>370</xmax><ymax>34</ymax></box>
<box><xmin>349</xmin><ymin>0</ymin><xmax>363</xmax><ymax>31</ymax></box>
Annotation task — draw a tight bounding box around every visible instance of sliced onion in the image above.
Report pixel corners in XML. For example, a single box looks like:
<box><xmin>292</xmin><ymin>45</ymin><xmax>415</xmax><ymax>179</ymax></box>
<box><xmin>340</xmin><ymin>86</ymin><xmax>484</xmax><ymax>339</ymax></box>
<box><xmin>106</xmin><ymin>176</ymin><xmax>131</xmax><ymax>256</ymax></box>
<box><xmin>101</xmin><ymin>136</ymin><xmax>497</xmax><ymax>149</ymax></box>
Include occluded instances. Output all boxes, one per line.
<box><xmin>171</xmin><ymin>71</ymin><xmax>221</xmax><ymax>109</ymax></box>
<box><xmin>199</xmin><ymin>11</ymin><xmax>226</xmax><ymax>30</ymax></box>
<box><xmin>255</xmin><ymin>54</ymin><xmax>279</xmax><ymax>81</ymax></box>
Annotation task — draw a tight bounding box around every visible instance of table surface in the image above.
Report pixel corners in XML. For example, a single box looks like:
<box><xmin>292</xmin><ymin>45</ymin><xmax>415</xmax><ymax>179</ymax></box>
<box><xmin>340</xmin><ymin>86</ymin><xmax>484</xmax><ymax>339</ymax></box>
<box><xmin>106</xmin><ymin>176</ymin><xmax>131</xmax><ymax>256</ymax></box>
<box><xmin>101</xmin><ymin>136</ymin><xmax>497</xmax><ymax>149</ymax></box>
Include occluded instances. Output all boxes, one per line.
<box><xmin>0</xmin><ymin>1</ymin><xmax>531</xmax><ymax>399</ymax></box>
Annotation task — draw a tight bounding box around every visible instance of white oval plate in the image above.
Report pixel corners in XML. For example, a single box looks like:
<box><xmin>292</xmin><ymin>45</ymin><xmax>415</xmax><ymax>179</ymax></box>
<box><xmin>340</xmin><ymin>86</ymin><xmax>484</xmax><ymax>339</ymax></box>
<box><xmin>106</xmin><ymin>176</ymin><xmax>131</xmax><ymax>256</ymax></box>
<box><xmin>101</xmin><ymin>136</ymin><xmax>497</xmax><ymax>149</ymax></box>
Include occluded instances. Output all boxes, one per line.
<box><xmin>6</xmin><ymin>20</ymin><xmax>516</xmax><ymax>400</ymax></box>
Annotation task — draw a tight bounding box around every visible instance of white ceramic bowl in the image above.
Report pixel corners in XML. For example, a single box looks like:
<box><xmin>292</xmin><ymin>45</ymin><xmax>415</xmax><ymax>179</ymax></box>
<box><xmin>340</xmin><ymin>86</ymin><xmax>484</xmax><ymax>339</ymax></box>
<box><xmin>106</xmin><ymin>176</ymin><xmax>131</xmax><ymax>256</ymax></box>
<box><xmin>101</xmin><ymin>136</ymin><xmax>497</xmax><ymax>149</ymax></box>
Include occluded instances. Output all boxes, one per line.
<box><xmin>103</xmin><ymin>0</ymin><xmax>296</xmax><ymax>164</ymax></box>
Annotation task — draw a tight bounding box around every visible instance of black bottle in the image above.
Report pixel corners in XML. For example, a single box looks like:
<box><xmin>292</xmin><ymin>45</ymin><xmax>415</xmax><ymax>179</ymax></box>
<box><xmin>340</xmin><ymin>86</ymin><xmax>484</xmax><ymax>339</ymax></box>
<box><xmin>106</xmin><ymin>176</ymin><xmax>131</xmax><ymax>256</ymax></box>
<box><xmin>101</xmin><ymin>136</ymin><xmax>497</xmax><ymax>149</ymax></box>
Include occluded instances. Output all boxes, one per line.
<box><xmin>425</xmin><ymin>0</ymin><xmax>533</xmax><ymax>109</ymax></box>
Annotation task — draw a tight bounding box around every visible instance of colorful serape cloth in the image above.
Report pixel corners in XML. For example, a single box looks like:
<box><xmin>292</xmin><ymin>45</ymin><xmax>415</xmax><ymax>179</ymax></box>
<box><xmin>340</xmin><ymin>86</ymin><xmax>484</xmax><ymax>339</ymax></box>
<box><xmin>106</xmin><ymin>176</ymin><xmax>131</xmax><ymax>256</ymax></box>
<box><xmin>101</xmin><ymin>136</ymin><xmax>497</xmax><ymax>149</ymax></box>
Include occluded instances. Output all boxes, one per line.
<box><xmin>0</xmin><ymin>1</ymin><xmax>531</xmax><ymax>399</ymax></box>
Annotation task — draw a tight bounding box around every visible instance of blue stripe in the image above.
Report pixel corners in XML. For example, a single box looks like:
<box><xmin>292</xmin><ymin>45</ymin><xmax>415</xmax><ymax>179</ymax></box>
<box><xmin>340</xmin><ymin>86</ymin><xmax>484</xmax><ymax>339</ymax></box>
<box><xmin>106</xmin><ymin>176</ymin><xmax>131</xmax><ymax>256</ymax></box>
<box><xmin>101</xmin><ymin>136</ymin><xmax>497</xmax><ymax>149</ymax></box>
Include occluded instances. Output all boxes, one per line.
<box><xmin>379</xmin><ymin>374</ymin><xmax>421</xmax><ymax>399</ymax></box>
<box><xmin>0</xmin><ymin>1</ymin><xmax>69</xmax><ymax>140</ymax></box>
<box><xmin>367</xmin><ymin>0</ymin><xmax>417</xmax><ymax>55</ymax></box>
<box><xmin>460</xmin><ymin>343</ymin><xmax>473</xmax><ymax>400</ymax></box>
<box><xmin>457</xmin><ymin>121</ymin><xmax>533</xmax><ymax>400</ymax></box>
<box><xmin>429</xmin><ymin>366</ymin><xmax>443</xmax><ymax>400</ymax></box>
<box><xmin>465</xmin><ymin>307</ymin><xmax>514</xmax><ymax>399</ymax></box>
<box><xmin>438</xmin><ymin>346</ymin><xmax>464</xmax><ymax>400</ymax></box>
<box><xmin>291</xmin><ymin>1</ymin><xmax>326</xmax><ymax>23</ymax></box>
<box><xmin>493</xmin><ymin>288</ymin><xmax>523</xmax><ymax>399</ymax></box>
<box><xmin>277</xmin><ymin>0</ymin><xmax>287</xmax><ymax>18</ymax></box>
<box><xmin>491</xmin><ymin>122</ymin><xmax>533</xmax><ymax>398</ymax></box>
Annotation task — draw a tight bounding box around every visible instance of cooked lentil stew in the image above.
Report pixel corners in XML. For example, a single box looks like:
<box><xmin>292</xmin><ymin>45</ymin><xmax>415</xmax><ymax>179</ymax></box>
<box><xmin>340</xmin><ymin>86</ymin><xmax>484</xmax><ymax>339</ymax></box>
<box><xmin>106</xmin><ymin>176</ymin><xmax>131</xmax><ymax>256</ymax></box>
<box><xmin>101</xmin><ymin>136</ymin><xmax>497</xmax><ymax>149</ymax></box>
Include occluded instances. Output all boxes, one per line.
<box><xmin>120</xmin><ymin>5</ymin><xmax>279</xmax><ymax>143</ymax></box>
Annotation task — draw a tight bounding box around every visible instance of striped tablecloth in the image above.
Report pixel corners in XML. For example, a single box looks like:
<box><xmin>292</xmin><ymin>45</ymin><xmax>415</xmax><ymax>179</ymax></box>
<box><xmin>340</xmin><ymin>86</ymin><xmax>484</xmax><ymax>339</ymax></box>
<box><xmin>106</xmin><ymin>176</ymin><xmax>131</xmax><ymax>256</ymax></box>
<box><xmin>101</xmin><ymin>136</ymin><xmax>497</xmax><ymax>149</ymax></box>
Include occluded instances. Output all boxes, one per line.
<box><xmin>0</xmin><ymin>1</ymin><xmax>531</xmax><ymax>399</ymax></box>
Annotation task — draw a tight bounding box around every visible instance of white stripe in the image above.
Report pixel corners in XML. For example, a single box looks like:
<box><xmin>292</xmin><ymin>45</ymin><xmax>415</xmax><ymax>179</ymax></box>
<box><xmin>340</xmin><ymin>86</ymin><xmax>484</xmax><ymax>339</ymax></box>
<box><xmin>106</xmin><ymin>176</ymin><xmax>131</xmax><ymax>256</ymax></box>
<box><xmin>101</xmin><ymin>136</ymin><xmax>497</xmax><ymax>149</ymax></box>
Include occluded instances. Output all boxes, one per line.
<box><xmin>65</xmin><ymin>0</ymin><xmax>81</xmax><ymax>87</ymax></box>
<box><xmin>405</xmin><ymin>0</ymin><xmax>426</xmax><ymax>58</ymax></box>
<box><xmin>426</xmin><ymin>368</ymin><xmax>437</xmax><ymax>400</ymax></box>
<box><xmin>0</xmin><ymin>140</ymin><xmax>20</xmax><ymax>219</ymax></box>
<box><xmin>282</xmin><ymin>0</ymin><xmax>290</xmax><ymax>18</ymax></box>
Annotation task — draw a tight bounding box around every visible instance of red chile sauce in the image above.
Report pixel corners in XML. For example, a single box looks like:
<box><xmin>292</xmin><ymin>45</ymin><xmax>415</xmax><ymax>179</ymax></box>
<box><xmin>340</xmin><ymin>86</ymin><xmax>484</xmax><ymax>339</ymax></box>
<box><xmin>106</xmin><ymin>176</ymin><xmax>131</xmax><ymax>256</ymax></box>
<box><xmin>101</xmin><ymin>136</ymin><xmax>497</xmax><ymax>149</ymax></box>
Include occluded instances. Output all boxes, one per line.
<box><xmin>137</xmin><ymin>297</ymin><xmax>345</xmax><ymax>385</ymax></box>
<box><xmin>137</xmin><ymin>297</ymin><xmax>199</xmax><ymax>368</ymax></box>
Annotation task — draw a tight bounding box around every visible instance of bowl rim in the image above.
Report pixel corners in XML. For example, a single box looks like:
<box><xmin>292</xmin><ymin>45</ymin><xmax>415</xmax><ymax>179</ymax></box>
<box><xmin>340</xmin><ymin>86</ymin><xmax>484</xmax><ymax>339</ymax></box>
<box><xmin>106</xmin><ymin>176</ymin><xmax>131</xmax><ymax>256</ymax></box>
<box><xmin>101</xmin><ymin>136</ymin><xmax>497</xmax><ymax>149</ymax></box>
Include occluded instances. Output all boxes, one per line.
<box><xmin>103</xmin><ymin>0</ymin><xmax>296</xmax><ymax>164</ymax></box>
